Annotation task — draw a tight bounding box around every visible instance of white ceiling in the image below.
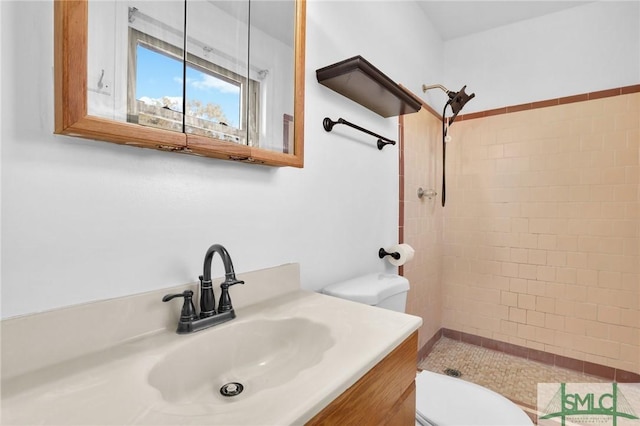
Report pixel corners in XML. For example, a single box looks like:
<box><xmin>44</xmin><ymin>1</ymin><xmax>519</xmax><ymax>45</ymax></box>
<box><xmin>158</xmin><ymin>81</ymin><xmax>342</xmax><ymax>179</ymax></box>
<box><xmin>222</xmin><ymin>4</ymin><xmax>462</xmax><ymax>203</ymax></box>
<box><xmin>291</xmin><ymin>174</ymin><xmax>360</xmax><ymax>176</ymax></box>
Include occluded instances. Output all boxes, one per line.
<box><xmin>416</xmin><ymin>1</ymin><xmax>593</xmax><ymax>41</ymax></box>
<box><xmin>214</xmin><ymin>1</ymin><xmax>592</xmax><ymax>46</ymax></box>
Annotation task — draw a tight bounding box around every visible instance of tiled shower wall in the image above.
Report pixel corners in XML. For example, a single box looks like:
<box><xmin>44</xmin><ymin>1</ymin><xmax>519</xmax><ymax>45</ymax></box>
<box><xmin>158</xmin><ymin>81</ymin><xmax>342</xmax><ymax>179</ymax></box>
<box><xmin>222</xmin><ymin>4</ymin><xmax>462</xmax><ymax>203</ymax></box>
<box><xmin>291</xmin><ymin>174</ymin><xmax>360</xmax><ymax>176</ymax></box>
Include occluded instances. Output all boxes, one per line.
<box><xmin>402</xmin><ymin>108</ymin><xmax>444</xmax><ymax>350</ymax></box>
<box><xmin>441</xmin><ymin>92</ymin><xmax>639</xmax><ymax>374</ymax></box>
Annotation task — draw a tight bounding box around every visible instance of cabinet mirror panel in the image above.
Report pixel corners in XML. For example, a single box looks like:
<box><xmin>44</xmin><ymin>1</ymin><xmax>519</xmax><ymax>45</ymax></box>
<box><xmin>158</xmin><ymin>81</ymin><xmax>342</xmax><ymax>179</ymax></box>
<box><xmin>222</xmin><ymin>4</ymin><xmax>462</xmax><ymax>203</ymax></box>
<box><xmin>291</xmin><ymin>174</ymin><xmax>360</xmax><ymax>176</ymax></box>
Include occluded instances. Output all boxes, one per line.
<box><xmin>56</xmin><ymin>0</ymin><xmax>305</xmax><ymax>167</ymax></box>
<box><xmin>248</xmin><ymin>1</ymin><xmax>296</xmax><ymax>153</ymax></box>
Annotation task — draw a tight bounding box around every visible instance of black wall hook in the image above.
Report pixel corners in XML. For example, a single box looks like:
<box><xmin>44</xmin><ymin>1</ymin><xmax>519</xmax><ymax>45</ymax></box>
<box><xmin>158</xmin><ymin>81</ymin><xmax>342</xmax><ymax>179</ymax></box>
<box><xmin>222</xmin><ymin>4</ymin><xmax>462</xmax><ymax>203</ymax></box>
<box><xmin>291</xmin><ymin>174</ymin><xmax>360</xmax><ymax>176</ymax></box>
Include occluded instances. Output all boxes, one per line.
<box><xmin>323</xmin><ymin>117</ymin><xmax>396</xmax><ymax>150</ymax></box>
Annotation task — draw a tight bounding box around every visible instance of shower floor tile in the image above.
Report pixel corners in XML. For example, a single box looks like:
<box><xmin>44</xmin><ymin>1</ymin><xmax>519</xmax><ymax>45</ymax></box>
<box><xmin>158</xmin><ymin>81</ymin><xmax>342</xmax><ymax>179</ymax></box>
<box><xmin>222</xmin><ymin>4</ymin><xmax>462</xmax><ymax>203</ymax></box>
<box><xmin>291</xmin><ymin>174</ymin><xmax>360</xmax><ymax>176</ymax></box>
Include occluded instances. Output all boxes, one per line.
<box><xmin>417</xmin><ymin>337</ymin><xmax>608</xmax><ymax>422</ymax></box>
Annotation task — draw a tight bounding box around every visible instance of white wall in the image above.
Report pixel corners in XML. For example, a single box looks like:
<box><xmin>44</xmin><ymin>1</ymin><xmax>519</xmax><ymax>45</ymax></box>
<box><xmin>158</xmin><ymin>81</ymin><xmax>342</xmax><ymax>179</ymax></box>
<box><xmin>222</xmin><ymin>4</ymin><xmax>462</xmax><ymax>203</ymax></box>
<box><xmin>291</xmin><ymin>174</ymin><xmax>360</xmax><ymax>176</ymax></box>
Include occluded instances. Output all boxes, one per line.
<box><xmin>7</xmin><ymin>0</ymin><xmax>632</xmax><ymax>321</ymax></box>
<box><xmin>0</xmin><ymin>0</ymin><xmax>443</xmax><ymax>319</ymax></box>
<box><xmin>442</xmin><ymin>1</ymin><xmax>640</xmax><ymax>114</ymax></box>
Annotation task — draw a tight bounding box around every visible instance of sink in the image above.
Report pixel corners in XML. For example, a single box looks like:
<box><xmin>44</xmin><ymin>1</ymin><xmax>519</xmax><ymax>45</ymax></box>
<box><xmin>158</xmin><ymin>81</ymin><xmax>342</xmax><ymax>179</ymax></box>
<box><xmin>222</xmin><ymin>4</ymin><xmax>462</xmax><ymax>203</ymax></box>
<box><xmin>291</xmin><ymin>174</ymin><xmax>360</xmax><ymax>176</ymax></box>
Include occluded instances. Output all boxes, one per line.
<box><xmin>148</xmin><ymin>318</ymin><xmax>334</xmax><ymax>407</ymax></box>
<box><xmin>2</xmin><ymin>286</ymin><xmax>423</xmax><ymax>426</ymax></box>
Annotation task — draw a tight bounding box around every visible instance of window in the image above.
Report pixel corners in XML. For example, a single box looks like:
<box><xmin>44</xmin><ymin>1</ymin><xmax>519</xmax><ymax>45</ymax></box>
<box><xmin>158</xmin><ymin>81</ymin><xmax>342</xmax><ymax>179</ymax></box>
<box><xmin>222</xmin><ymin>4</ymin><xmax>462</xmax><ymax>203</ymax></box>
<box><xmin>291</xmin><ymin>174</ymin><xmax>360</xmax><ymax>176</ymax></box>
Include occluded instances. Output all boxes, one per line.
<box><xmin>127</xmin><ymin>28</ymin><xmax>259</xmax><ymax>146</ymax></box>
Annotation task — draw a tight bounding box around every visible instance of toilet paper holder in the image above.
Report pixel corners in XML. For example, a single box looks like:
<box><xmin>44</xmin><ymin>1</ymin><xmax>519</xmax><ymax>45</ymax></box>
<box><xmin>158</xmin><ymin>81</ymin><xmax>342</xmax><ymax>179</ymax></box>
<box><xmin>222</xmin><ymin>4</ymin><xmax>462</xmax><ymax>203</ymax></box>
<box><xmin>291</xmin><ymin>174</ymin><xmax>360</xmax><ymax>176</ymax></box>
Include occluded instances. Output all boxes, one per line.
<box><xmin>379</xmin><ymin>243</ymin><xmax>415</xmax><ymax>266</ymax></box>
<box><xmin>378</xmin><ymin>248</ymin><xmax>401</xmax><ymax>260</ymax></box>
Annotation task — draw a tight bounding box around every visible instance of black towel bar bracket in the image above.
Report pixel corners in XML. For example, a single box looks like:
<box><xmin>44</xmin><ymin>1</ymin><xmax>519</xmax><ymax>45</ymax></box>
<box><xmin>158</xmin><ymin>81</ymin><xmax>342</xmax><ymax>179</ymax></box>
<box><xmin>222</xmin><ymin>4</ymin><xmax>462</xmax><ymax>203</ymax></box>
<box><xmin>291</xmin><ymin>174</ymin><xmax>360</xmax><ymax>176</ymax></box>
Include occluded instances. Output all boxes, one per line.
<box><xmin>323</xmin><ymin>117</ymin><xmax>396</xmax><ymax>150</ymax></box>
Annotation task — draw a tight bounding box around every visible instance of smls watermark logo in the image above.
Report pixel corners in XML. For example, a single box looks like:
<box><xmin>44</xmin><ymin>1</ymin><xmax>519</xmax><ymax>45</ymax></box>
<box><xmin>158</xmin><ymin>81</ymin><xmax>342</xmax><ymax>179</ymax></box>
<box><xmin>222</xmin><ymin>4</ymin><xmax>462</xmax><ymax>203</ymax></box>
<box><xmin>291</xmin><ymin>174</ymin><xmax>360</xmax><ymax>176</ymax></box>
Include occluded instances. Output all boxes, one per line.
<box><xmin>538</xmin><ymin>383</ymin><xmax>640</xmax><ymax>426</ymax></box>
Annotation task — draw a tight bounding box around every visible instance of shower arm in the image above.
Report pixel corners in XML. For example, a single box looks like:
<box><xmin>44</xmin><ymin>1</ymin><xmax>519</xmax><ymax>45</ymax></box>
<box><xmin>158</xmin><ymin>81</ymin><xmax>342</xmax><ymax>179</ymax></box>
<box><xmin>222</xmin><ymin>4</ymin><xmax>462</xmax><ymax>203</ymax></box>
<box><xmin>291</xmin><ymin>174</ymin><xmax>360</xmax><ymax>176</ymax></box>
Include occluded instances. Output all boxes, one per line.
<box><xmin>422</xmin><ymin>84</ymin><xmax>451</xmax><ymax>95</ymax></box>
<box><xmin>422</xmin><ymin>84</ymin><xmax>456</xmax><ymax>124</ymax></box>
<box><xmin>422</xmin><ymin>84</ymin><xmax>458</xmax><ymax>114</ymax></box>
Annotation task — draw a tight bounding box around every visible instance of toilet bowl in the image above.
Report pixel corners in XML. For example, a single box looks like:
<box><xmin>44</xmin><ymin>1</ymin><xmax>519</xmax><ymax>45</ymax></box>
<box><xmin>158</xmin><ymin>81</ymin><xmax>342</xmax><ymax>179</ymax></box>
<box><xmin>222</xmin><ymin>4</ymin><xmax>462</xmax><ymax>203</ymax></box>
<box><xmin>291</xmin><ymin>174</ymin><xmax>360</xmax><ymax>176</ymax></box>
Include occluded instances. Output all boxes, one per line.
<box><xmin>415</xmin><ymin>370</ymin><xmax>532</xmax><ymax>426</ymax></box>
<box><xmin>321</xmin><ymin>273</ymin><xmax>533</xmax><ymax>426</ymax></box>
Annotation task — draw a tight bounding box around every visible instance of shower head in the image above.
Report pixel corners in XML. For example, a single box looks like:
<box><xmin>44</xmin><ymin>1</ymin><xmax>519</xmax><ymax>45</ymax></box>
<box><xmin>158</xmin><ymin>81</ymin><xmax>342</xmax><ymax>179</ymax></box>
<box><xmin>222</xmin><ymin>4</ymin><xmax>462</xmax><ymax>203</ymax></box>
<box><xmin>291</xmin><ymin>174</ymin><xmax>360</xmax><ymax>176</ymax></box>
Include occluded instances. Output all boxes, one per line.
<box><xmin>446</xmin><ymin>85</ymin><xmax>475</xmax><ymax>123</ymax></box>
<box><xmin>422</xmin><ymin>83</ymin><xmax>475</xmax><ymax>123</ymax></box>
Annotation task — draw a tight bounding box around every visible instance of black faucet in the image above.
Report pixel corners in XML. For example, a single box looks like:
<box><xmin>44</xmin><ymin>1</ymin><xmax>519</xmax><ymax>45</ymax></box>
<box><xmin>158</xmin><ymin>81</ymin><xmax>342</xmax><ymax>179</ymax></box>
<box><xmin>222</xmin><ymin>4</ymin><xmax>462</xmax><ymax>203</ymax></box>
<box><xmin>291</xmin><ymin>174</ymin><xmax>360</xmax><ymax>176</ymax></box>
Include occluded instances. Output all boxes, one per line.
<box><xmin>163</xmin><ymin>244</ymin><xmax>244</xmax><ymax>334</ymax></box>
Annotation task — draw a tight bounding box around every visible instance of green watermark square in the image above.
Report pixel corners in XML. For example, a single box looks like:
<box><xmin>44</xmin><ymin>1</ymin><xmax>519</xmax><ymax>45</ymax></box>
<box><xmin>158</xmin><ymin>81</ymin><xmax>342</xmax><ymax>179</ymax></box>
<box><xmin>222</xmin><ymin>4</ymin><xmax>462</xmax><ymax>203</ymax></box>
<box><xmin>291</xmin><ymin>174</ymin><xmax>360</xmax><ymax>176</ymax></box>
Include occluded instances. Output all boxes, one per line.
<box><xmin>538</xmin><ymin>383</ymin><xmax>640</xmax><ymax>426</ymax></box>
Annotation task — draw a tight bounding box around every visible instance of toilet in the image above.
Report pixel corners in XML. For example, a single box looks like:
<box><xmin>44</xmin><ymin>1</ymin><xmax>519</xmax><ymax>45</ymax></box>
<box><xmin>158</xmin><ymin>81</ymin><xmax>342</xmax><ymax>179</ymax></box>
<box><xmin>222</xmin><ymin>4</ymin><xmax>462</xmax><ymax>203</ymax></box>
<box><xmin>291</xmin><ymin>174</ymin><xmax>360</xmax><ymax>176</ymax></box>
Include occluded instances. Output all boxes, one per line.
<box><xmin>321</xmin><ymin>273</ymin><xmax>410</xmax><ymax>312</ymax></box>
<box><xmin>414</xmin><ymin>370</ymin><xmax>533</xmax><ymax>426</ymax></box>
<box><xmin>321</xmin><ymin>273</ymin><xmax>533</xmax><ymax>426</ymax></box>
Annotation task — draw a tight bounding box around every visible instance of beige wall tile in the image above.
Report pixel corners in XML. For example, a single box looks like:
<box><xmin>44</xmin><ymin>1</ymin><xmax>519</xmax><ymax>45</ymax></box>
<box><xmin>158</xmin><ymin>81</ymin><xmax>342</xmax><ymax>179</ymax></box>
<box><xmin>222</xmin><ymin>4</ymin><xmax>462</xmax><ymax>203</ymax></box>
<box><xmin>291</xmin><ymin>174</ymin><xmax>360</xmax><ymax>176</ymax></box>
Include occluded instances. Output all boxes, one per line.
<box><xmin>529</xmin><ymin>249</ymin><xmax>548</xmax><ymax>265</ymax></box>
<box><xmin>527</xmin><ymin>279</ymin><xmax>547</xmax><ymax>296</ymax></box>
<box><xmin>577</xmin><ymin>268</ymin><xmax>598</xmax><ymax>286</ymax></box>
<box><xmin>518</xmin><ymin>294</ymin><xmax>536</xmax><ymax>310</ymax></box>
<box><xmin>619</xmin><ymin>344</ymin><xmax>640</xmax><ymax>364</ymax></box>
<box><xmin>501</xmin><ymin>291</ymin><xmax>518</xmax><ymax>307</ymax></box>
<box><xmin>545</xmin><ymin>313</ymin><xmax>566</xmax><ymax>331</ymax></box>
<box><xmin>567</xmin><ymin>252</ymin><xmax>588</xmax><ymax>268</ymax></box>
<box><xmin>536</xmin><ymin>296</ymin><xmax>556</xmax><ymax>313</ymax></box>
<box><xmin>620</xmin><ymin>307</ymin><xmax>639</xmax><ymax>328</ymax></box>
<box><xmin>565</xmin><ymin>317</ymin><xmax>586</xmax><ymax>335</ymax></box>
<box><xmin>574</xmin><ymin>302</ymin><xmax>598</xmax><ymax>320</ymax></box>
<box><xmin>527</xmin><ymin>310</ymin><xmax>545</xmax><ymax>327</ymax></box>
<box><xmin>584</xmin><ymin>320</ymin><xmax>609</xmax><ymax>339</ymax></box>
<box><xmin>597</xmin><ymin>305</ymin><xmax>622</xmax><ymax>324</ymax></box>
<box><xmin>509</xmin><ymin>307</ymin><xmax>527</xmax><ymax>324</ymax></box>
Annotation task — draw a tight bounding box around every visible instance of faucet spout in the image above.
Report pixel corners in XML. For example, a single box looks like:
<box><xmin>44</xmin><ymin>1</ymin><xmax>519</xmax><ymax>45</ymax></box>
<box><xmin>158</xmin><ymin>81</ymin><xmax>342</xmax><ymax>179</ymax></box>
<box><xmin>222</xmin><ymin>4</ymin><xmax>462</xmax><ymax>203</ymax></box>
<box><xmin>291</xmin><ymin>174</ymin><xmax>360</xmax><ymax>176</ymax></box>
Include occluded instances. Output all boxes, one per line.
<box><xmin>203</xmin><ymin>244</ymin><xmax>238</xmax><ymax>284</ymax></box>
<box><xmin>201</xmin><ymin>244</ymin><xmax>244</xmax><ymax>317</ymax></box>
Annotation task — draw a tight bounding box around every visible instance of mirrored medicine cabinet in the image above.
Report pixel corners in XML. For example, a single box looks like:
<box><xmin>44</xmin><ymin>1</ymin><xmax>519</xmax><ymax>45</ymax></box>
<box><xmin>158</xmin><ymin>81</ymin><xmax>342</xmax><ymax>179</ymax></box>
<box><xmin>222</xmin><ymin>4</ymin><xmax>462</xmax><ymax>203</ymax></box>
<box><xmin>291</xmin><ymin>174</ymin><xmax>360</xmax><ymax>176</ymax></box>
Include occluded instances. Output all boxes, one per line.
<box><xmin>54</xmin><ymin>0</ymin><xmax>305</xmax><ymax>167</ymax></box>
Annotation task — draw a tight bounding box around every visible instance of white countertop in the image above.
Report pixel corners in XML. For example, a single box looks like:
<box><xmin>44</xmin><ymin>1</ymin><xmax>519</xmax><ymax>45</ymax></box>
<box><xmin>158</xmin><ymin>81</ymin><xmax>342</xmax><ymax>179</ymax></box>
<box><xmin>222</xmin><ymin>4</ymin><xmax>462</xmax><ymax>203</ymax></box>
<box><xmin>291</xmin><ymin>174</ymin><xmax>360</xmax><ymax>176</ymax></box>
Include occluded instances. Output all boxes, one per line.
<box><xmin>2</xmin><ymin>290</ymin><xmax>422</xmax><ymax>425</ymax></box>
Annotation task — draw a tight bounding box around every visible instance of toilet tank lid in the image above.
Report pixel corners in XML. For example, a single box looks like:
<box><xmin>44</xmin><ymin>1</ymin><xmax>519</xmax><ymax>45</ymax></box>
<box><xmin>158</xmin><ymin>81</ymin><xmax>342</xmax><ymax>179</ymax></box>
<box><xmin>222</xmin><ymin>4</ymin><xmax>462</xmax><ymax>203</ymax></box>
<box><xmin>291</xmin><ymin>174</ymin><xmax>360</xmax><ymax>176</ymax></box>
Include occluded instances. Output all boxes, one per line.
<box><xmin>322</xmin><ymin>273</ymin><xmax>409</xmax><ymax>305</ymax></box>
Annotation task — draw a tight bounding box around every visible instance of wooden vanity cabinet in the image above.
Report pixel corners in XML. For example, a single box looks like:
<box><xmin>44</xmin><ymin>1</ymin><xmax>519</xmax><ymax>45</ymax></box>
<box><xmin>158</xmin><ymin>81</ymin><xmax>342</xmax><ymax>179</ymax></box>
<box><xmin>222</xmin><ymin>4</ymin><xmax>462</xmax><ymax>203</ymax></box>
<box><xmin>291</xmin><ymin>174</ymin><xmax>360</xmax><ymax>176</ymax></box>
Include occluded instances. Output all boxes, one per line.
<box><xmin>306</xmin><ymin>331</ymin><xmax>418</xmax><ymax>425</ymax></box>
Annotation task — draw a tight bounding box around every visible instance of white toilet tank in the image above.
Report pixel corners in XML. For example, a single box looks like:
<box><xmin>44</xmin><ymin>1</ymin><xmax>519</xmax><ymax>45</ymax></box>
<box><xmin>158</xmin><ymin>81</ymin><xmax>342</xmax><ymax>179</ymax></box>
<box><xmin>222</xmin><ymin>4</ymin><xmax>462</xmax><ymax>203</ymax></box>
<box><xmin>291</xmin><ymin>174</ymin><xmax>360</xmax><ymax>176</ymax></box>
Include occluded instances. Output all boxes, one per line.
<box><xmin>321</xmin><ymin>273</ymin><xmax>409</xmax><ymax>312</ymax></box>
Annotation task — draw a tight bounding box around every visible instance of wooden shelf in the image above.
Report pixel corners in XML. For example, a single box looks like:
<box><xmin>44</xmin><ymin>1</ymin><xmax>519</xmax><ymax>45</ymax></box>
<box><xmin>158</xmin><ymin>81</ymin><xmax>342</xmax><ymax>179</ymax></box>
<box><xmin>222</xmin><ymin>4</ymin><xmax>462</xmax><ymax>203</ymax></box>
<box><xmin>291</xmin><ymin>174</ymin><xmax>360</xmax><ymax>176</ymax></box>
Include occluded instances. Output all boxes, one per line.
<box><xmin>316</xmin><ymin>56</ymin><xmax>421</xmax><ymax>118</ymax></box>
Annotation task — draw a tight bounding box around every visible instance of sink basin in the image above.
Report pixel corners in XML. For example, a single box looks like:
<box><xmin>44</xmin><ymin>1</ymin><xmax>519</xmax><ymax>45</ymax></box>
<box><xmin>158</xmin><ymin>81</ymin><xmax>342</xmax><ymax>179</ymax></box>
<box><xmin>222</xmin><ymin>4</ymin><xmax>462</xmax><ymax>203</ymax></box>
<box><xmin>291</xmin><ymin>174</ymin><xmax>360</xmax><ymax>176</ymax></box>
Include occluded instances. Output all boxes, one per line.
<box><xmin>148</xmin><ymin>318</ymin><xmax>334</xmax><ymax>407</ymax></box>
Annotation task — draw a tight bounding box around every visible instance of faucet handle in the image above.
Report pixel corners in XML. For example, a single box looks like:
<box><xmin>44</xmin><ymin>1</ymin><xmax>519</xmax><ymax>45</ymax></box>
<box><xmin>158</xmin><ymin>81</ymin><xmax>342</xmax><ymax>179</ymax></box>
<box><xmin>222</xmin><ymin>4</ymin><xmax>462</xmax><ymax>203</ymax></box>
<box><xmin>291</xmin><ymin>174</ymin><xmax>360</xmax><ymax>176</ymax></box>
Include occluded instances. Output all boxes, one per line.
<box><xmin>218</xmin><ymin>279</ymin><xmax>244</xmax><ymax>313</ymax></box>
<box><xmin>224</xmin><ymin>278</ymin><xmax>245</xmax><ymax>287</ymax></box>
<box><xmin>162</xmin><ymin>290</ymin><xmax>198</xmax><ymax>322</ymax></box>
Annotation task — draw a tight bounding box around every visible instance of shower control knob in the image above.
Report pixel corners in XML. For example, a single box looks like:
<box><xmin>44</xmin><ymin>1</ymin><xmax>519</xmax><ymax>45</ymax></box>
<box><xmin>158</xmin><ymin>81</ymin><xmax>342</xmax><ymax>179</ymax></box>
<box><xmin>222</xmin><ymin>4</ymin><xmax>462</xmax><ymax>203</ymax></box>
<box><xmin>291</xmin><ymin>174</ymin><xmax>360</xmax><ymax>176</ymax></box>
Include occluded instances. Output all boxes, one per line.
<box><xmin>417</xmin><ymin>188</ymin><xmax>438</xmax><ymax>200</ymax></box>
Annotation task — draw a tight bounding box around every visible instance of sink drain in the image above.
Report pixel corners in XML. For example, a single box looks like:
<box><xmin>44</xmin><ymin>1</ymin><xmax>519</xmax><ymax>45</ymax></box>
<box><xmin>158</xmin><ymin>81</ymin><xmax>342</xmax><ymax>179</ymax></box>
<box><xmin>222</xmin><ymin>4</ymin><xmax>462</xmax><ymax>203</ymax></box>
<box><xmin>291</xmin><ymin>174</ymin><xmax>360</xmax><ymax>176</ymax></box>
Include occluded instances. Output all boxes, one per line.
<box><xmin>220</xmin><ymin>382</ymin><xmax>244</xmax><ymax>397</ymax></box>
<box><xmin>444</xmin><ymin>368</ymin><xmax>462</xmax><ymax>377</ymax></box>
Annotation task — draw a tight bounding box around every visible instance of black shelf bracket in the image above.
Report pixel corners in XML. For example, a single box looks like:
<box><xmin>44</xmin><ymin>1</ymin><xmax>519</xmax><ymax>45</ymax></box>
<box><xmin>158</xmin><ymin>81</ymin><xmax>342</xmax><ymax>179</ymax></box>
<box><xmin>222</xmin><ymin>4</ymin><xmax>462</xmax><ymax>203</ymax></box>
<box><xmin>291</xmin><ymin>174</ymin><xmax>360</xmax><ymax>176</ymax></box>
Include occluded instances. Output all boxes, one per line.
<box><xmin>323</xmin><ymin>117</ymin><xmax>396</xmax><ymax>150</ymax></box>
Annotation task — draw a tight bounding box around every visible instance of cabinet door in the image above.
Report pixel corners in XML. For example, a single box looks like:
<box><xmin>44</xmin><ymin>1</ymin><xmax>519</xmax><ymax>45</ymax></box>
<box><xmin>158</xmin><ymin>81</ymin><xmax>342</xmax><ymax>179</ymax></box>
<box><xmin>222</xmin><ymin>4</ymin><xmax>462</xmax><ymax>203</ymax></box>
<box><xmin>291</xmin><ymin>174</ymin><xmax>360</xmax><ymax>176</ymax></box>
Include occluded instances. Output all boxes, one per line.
<box><xmin>306</xmin><ymin>332</ymin><xmax>418</xmax><ymax>425</ymax></box>
<box><xmin>55</xmin><ymin>0</ymin><xmax>306</xmax><ymax>167</ymax></box>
